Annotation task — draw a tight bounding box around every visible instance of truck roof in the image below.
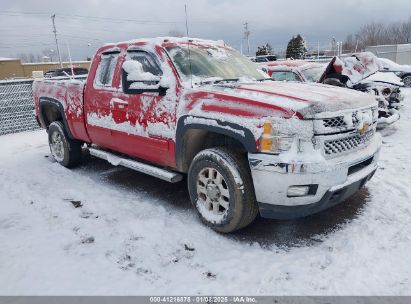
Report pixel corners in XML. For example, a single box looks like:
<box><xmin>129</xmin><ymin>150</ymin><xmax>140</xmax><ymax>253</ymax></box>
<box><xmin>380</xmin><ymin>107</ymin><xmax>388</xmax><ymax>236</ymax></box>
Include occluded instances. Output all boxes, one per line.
<box><xmin>102</xmin><ymin>36</ymin><xmax>227</xmax><ymax>50</ymax></box>
<box><xmin>259</xmin><ymin>60</ymin><xmax>326</xmax><ymax>71</ymax></box>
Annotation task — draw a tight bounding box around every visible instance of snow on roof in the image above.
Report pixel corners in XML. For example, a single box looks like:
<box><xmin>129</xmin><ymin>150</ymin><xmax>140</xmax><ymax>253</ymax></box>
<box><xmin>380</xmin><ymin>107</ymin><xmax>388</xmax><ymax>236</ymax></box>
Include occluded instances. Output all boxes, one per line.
<box><xmin>0</xmin><ymin>57</ymin><xmax>19</xmax><ymax>61</ymax></box>
<box><xmin>260</xmin><ymin>60</ymin><xmax>325</xmax><ymax>71</ymax></box>
<box><xmin>366</xmin><ymin>43</ymin><xmax>411</xmax><ymax>48</ymax></box>
<box><xmin>265</xmin><ymin>60</ymin><xmax>308</xmax><ymax>67</ymax></box>
<box><xmin>104</xmin><ymin>36</ymin><xmax>226</xmax><ymax>48</ymax></box>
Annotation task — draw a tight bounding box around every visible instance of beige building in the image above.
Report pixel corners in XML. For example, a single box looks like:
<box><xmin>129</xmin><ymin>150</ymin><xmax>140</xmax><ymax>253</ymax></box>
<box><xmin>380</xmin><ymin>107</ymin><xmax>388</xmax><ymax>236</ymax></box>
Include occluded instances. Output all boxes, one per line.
<box><xmin>0</xmin><ymin>58</ymin><xmax>91</xmax><ymax>80</ymax></box>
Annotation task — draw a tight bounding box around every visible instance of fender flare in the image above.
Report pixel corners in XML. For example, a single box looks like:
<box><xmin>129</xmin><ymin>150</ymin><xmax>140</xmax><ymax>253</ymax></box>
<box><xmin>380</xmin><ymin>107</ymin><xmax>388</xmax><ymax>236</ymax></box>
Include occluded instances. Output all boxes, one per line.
<box><xmin>175</xmin><ymin>115</ymin><xmax>257</xmax><ymax>169</ymax></box>
<box><xmin>38</xmin><ymin>97</ymin><xmax>74</xmax><ymax>139</ymax></box>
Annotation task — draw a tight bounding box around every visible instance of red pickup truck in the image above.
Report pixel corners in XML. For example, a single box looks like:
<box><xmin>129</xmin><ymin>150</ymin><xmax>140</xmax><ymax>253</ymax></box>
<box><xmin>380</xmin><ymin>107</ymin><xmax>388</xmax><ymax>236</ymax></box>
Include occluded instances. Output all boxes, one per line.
<box><xmin>33</xmin><ymin>37</ymin><xmax>381</xmax><ymax>232</ymax></box>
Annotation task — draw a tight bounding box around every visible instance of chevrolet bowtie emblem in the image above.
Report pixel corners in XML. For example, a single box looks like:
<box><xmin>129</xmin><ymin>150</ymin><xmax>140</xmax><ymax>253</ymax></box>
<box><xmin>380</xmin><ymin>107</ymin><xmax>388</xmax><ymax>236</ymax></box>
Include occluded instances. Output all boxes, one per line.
<box><xmin>358</xmin><ymin>123</ymin><xmax>369</xmax><ymax>135</ymax></box>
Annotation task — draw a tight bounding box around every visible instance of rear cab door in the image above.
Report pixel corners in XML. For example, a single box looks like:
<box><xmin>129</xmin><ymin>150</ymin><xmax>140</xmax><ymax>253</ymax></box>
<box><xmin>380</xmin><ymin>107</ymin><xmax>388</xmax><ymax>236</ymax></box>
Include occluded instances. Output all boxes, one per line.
<box><xmin>84</xmin><ymin>48</ymin><xmax>121</xmax><ymax>151</ymax></box>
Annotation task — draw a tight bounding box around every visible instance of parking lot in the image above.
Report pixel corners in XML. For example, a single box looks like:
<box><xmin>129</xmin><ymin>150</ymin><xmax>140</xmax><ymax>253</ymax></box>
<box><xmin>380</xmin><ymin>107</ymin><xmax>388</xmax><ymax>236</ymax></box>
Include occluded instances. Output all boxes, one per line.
<box><xmin>0</xmin><ymin>89</ymin><xmax>409</xmax><ymax>295</ymax></box>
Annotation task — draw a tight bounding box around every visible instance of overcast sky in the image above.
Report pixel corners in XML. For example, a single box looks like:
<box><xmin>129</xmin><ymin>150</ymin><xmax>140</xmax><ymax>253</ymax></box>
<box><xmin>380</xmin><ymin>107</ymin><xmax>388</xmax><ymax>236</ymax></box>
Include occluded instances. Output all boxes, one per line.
<box><xmin>0</xmin><ymin>0</ymin><xmax>410</xmax><ymax>60</ymax></box>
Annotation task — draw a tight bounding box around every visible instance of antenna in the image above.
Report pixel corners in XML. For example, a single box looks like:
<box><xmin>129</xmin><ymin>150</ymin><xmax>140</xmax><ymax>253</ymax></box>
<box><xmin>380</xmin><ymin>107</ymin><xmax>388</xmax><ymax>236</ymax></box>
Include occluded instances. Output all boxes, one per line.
<box><xmin>51</xmin><ymin>14</ymin><xmax>63</xmax><ymax>68</ymax></box>
<box><xmin>185</xmin><ymin>4</ymin><xmax>193</xmax><ymax>88</ymax></box>
<box><xmin>66</xmin><ymin>41</ymin><xmax>74</xmax><ymax>78</ymax></box>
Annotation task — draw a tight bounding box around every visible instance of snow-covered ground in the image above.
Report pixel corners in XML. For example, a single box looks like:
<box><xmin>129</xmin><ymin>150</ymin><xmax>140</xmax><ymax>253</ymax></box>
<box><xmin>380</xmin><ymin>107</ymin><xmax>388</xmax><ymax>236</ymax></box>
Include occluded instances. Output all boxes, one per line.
<box><xmin>1</xmin><ymin>90</ymin><xmax>411</xmax><ymax>295</ymax></box>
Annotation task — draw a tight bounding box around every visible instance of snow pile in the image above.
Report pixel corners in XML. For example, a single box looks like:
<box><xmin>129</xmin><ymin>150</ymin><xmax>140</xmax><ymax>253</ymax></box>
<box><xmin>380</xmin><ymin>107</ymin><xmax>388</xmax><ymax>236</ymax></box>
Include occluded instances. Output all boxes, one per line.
<box><xmin>122</xmin><ymin>60</ymin><xmax>160</xmax><ymax>82</ymax></box>
<box><xmin>378</xmin><ymin>57</ymin><xmax>411</xmax><ymax>72</ymax></box>
<box><xmin>364</xmin><ymin>72</ymin><xmax>404</xmax><ymax>86</ymax></box>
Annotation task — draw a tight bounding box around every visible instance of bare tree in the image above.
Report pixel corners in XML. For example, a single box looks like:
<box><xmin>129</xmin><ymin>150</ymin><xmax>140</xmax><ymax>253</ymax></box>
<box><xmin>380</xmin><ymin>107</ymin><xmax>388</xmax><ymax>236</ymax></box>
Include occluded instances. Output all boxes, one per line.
<box><xmin>357</xmin><ymin>22</ymin><xmax>387</xmax><ymax>49</ymax></box>
<box><xmin>342</xmin><ymin>34</ymin><xmax>356</xmax><ymax>53</ymax></box>
<box><xmin>343</xmin><ymin>16</ymin><xmax>411</xmax><ymax>51</ymax></box>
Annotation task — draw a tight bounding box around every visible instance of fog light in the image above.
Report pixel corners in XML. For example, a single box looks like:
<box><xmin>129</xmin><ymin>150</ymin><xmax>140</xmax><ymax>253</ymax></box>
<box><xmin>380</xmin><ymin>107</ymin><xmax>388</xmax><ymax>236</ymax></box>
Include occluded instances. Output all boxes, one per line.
<box><xmin>287</xmin><ymin>186</ymin><xmax>310</xmax><ymax>197</ymax></box>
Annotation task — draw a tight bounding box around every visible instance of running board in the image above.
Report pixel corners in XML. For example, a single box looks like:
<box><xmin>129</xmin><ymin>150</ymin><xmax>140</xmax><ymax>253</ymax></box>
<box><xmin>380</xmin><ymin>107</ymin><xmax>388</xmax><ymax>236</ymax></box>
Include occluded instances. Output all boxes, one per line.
<box><xmin>88</xmin><ymin>148</ymin><xmax>183</xmax><ymax>183</ymax></box>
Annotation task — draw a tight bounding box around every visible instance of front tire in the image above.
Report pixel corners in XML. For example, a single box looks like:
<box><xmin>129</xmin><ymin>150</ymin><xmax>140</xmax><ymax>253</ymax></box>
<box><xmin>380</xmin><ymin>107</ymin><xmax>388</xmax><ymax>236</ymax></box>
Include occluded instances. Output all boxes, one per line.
<box><xmin>402</xmin><ymin>75</ymin><xmax>411</xmax><ymax>87</ymax></box>
<box><xmin>48</xmin><ymin>121</ymin><xmax>82</xmax><ymax>168</ymax></box>
<box><xmin>188</xmin><ymin>148</ymin><xmax>258</xmax><ymax>233</ymax></box>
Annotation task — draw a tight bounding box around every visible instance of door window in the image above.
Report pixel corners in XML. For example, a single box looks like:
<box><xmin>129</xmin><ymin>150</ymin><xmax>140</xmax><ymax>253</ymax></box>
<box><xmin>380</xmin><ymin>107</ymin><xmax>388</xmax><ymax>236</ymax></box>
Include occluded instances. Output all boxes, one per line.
<box><xmin>94</xmin><ymin>52</ymin><xmax>120</xmax><ymax>87</ymax></box>
<box><xmin>126</xmin><ymin>51</ymin><xmax>163</xmax><ymax>76</ymax></box>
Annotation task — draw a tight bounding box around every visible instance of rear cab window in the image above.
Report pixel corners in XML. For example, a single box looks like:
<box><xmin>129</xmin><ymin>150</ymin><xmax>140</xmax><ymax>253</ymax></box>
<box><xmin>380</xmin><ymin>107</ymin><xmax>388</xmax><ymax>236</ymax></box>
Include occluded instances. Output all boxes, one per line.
<box><xmin>271</xmin><ymin>71</ymin><xmax>300</xmax><ymax>81</ymax></box>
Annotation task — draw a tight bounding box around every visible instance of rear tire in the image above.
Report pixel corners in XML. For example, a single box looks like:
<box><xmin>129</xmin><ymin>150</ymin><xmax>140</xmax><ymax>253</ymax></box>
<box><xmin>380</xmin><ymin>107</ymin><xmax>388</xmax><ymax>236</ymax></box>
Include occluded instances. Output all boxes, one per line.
<box><xmin>48</xmin><ymin>121</ymin><xmax>82</xmax><ymax>168</ymax></box>
<box><xmin>188</xmin><ymin>148</ymin><xmax>258</xmax><ymax>233</ymax></box>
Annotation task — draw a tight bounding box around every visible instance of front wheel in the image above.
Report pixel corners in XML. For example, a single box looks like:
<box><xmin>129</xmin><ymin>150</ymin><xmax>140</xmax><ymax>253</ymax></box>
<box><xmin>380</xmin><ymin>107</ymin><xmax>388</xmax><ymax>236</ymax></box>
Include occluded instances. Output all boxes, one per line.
<box><xmin>402</xmin><ymin>75</ymin><xmax>411</xmax><ymax>87</ymax></box>
<box><xmin>48</xmin><ymin>121</ymin><xmax>82</xmax><ymax>168</ymax></box>
<box><xmin>188</xmin><ymin>148</ymin><xmax>258</xmax><ymax>233</ymax></box>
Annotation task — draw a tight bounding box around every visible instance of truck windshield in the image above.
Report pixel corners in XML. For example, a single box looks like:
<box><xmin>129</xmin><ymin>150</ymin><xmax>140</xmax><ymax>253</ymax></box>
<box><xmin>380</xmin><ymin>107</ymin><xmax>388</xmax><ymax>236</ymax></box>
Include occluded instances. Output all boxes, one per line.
<box><xmin>301</xmin><ymin>66</ymin><xmax>325</xmax><ymax>82</ymax></box>
<box><xmin>166</xmin><ymin>45</ymin><xmax>266</xmax><ymax>84</ymax></box>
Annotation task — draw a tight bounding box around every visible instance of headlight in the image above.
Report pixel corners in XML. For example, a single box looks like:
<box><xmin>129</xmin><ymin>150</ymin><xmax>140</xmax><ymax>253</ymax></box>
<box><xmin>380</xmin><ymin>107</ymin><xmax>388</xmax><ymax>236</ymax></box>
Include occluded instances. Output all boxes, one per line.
<box><xmin>394</xmin><ymin>71</ymin><xmax>402</xmax><ymax>76</ymax></box>
<box><xmin>259</xmin><ymin>121</ymin><xmax>295</xmax><ymax>154</ymax></box>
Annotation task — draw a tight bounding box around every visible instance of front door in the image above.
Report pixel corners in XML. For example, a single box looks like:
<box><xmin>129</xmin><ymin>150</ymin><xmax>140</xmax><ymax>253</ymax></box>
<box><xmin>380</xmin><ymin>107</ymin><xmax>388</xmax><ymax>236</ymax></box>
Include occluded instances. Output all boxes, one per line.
<box><xmin>112</xmin><ymin>49</ymin><xmax>177</xmax><ymax>167</ymax></box>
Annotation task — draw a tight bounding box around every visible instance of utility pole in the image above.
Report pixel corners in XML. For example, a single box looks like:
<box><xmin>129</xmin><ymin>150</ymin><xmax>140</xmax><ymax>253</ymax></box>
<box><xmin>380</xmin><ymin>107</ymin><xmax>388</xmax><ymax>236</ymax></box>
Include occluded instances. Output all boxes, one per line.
<box><xmin>331</xmin><ymin>37</ymin><xmax>337</xmax><ymax>56</ymax></box>
<box><xmin>51</xmin><ymin>14</ymin><xmax>63</xmax><ymax>68</ymax></box>
<box><xmin>243</xmin><ymin>22</ymin><xmax>250</xmax><ymax>55</ymax></box>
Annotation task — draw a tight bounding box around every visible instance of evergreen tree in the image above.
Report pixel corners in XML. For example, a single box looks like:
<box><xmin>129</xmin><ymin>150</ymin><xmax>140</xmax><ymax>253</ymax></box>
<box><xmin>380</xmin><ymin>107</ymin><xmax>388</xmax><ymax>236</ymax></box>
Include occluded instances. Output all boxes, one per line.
<box><xmin>256</xmin><ymin>43</ymin><xmax>273</xmax><ymax>56</ymax></box>
<box><xmin>286</xmin><ymin>34</ymin><xmax>307</xmax><ymax>59</ymax></box>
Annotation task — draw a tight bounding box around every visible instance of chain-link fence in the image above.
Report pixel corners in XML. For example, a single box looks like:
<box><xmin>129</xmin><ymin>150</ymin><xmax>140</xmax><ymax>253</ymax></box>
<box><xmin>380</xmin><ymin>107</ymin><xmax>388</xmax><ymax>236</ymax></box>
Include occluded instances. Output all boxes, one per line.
<box><xmin>0</xmin><ymin>79</ymin><xmax>39</xmax><ymax>136</ymax></box>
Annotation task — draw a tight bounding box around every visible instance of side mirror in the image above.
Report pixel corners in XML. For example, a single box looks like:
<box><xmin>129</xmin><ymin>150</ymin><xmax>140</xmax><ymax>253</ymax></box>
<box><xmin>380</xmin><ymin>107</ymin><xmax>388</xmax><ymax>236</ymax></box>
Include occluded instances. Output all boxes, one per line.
<box><xmin>122</xmin><ymin>60</ymin><xmax>168</xmax><ymax>95</ymax></box>
<box><xmin>323</xmin><ymin>77</ymin><xmax>345</xmax><ymax>87</ymax></box>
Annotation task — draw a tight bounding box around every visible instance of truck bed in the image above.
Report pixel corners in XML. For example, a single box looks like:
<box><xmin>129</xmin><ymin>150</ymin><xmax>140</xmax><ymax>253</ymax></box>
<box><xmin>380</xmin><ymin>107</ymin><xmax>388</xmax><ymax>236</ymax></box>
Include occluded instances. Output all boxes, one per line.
<box><xmin>33</xmin><ymin>77</ymin><xmax>89</xmax><ymax>142</ymax></box>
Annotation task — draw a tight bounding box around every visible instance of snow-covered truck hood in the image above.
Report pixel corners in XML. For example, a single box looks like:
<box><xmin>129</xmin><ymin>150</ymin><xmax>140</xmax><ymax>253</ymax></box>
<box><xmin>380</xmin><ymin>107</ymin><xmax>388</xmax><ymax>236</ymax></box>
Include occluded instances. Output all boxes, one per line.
<box><xmin>199</xmin><ymin>81</ymin><xmax>377</xmax><ymax>117</ymax></box>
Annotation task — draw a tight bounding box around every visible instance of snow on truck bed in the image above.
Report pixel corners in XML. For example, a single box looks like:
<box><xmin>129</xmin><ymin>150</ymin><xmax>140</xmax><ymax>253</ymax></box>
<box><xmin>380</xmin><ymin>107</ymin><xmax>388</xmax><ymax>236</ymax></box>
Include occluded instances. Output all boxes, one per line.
<box><xmin>1</xmin><ymin>90</ymin><xmax>411</xmax><ymax>295</ymax></box>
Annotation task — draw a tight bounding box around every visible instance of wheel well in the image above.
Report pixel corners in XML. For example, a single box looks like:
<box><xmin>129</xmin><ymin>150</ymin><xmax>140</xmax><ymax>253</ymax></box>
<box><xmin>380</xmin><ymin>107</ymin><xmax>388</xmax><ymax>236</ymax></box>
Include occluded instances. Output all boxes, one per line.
<box><xmin>177</xmin><ymin>129</ymin><xmax>248</xmax><ymax>173</ymax></box>
<box><xmin>41</xmin><ymin>104</ymin><xmax>62</xmax><ymax>127</ymax></box>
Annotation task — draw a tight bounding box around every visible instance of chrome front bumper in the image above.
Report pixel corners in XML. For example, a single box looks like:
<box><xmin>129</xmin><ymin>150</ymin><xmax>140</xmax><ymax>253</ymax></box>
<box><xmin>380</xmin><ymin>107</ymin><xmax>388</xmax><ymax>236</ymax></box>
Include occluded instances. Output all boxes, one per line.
<box><xmin>248</xmin><ymin>134</ymin><xmax>382</xmax><ymax>219</ymax></box>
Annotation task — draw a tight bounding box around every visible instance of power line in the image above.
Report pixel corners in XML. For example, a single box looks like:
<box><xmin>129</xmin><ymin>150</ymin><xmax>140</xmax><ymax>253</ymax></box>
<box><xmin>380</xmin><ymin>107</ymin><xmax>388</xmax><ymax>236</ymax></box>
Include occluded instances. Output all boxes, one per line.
<box><xmin>0</xmin><ymin>11</ymin><xmax>183</xmax><ymax>25</ymax></box>
<box><xmin>0</xmin><ymin>10</ymin><xmax>228</xmax><ymax>25</ymax></box>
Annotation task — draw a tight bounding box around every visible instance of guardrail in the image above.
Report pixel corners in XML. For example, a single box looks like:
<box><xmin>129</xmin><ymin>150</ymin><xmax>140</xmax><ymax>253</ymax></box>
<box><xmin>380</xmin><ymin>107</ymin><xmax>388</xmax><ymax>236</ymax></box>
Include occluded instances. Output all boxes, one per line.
<box><xmin>0</xmin><ymin>78</ymin><xmax>38</xmax><ymax>136</ymax></box>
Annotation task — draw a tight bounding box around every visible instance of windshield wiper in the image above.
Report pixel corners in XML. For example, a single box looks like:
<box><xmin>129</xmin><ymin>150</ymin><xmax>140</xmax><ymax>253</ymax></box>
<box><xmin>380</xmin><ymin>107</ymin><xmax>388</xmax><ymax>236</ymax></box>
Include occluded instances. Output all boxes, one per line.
<box><xmin>213</xmin><ymin>78</ymin><xmax>239</xmax><ymax>84</ymax></box>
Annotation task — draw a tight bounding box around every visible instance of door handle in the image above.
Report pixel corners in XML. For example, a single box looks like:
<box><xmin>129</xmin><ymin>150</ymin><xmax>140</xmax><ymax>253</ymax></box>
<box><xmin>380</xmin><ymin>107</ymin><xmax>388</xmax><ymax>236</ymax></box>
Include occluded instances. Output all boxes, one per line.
<box><xmin>110</xmin><ymin>98</ymin><xmax>129</xmax><ymax>106</ymax></box>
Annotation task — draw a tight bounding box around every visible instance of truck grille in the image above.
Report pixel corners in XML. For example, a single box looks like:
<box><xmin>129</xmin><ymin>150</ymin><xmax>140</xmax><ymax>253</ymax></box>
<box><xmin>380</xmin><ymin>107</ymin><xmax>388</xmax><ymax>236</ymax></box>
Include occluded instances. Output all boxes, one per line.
<box><xmin>318</xmin><ymin>108</ymin><xmax>378</xmax><ymax>134</ymax></box>
<box><xmin>324</xmin><ymin>130</ymin><xmax>374</xmax><ymax>157</ymax></box>
<box><xmin>322</xmin><ymin>116</ymin><xmax>346</xmax><ymax>128</ymax></box>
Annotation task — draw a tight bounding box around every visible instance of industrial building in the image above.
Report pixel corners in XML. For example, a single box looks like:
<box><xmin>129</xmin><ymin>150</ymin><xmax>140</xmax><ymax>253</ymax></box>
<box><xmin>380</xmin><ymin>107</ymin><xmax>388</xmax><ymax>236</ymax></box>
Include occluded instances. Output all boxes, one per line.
<box><xmin>365</xmin><ymin>43</ymin><xmax>411</xmax><ymax>65</ymax></box>
<box><xmin>0</xmin><ymin>58</ymin><xmax>90</xmax><ymax>80</ymax></box>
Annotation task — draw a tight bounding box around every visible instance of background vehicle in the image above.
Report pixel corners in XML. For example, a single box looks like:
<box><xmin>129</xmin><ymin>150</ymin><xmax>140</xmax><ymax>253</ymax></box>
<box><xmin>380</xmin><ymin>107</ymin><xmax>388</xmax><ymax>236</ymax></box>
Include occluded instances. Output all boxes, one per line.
<box><xmin>261</xmin><ymin>55</ymin><xmax>402</xmax><ymax>128</ymax></box>
<box><xmin>378</xmin><ymin>57</ymin><xmax>411</xmax><ymax>87</ymax></box>
<box><xmin>254</xmin><ymin>55</ymin><xmax>277</xmax><ymax>62</ymax></box>
<box><xmin>260</xmin><ymin>60</ymin><xmax>326</xmax><ymax>82</ymax></box>
<box><xmin>44</xmin><ymin>67</ymin><xmax>89</xmax><ymax>78</ymax></box>
<box><xmin>33</xmin><ymin>38</ymin><xmax>381</xmax><ymax>233</ymax></box>
<box><xmin>321</xmin><ymin>54</ymin><xmax>403</xmax><ymax>128</ymax></box>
